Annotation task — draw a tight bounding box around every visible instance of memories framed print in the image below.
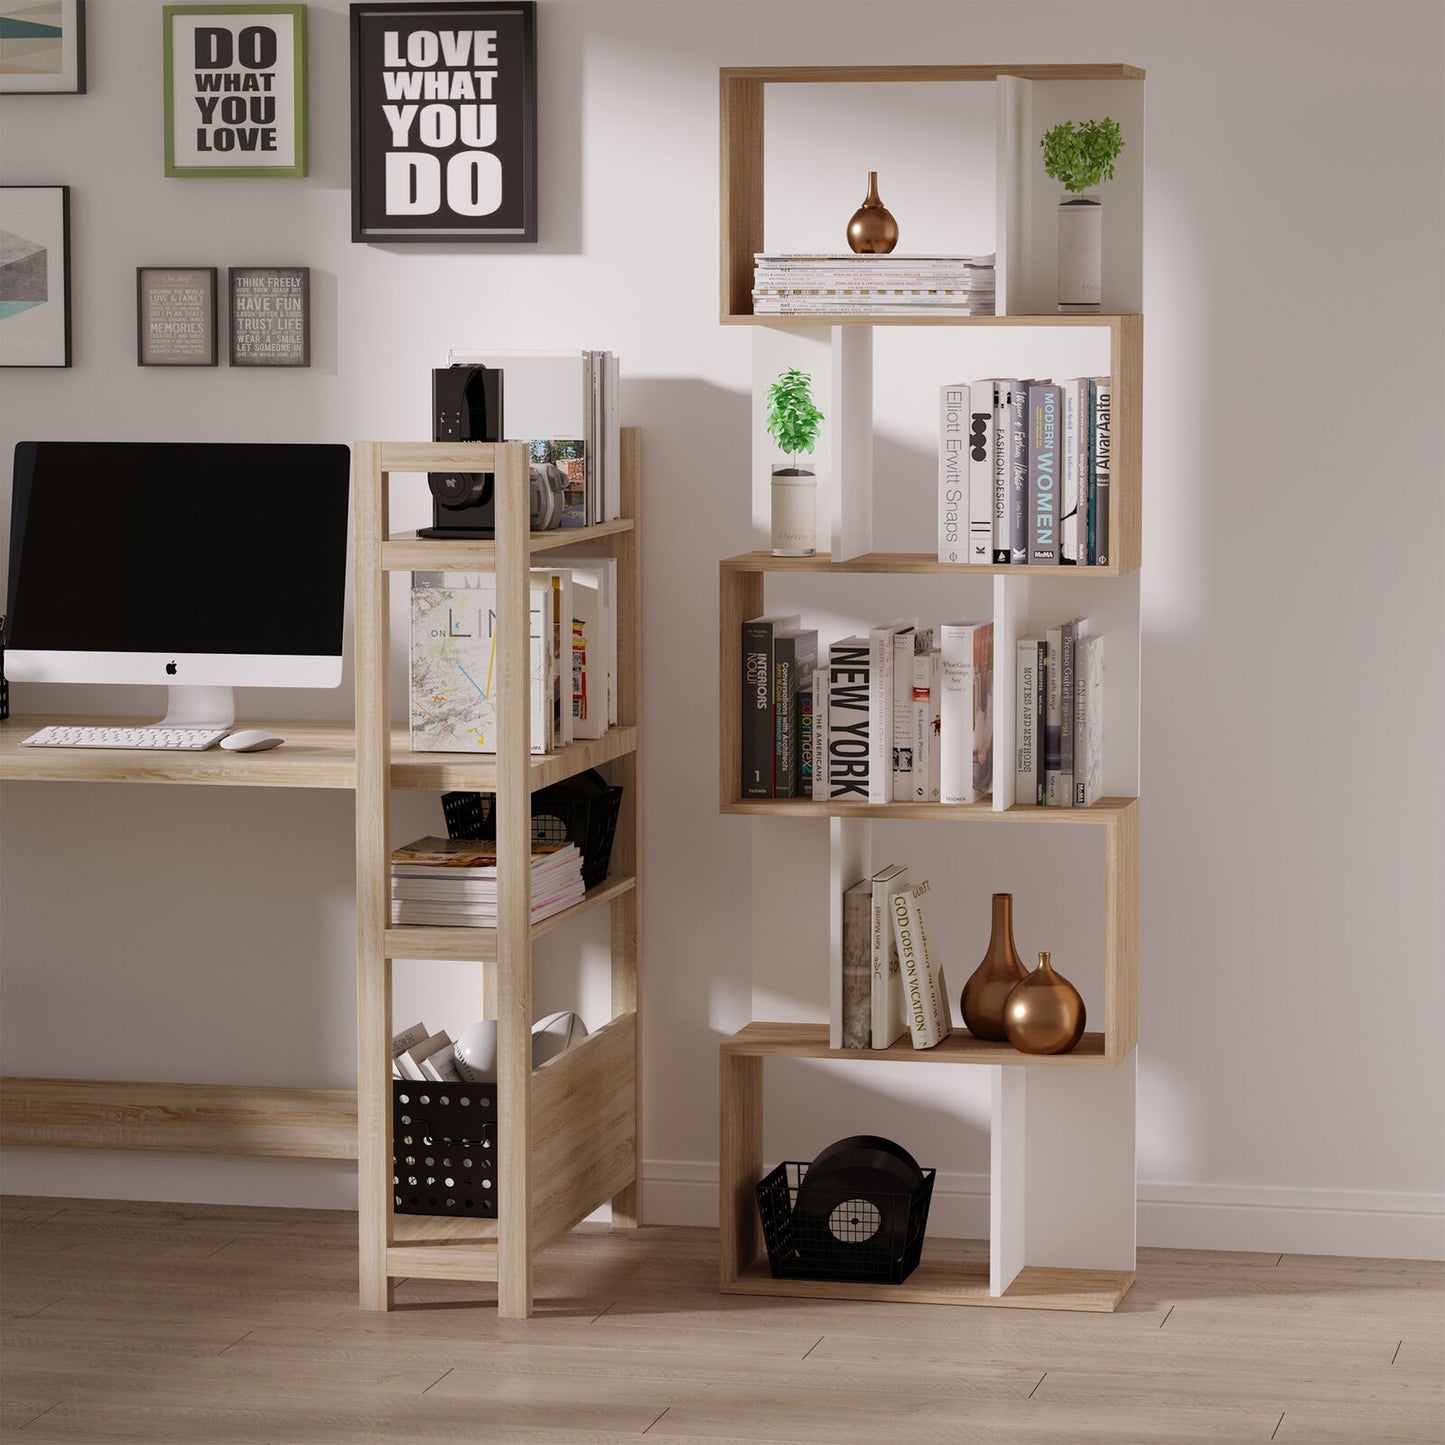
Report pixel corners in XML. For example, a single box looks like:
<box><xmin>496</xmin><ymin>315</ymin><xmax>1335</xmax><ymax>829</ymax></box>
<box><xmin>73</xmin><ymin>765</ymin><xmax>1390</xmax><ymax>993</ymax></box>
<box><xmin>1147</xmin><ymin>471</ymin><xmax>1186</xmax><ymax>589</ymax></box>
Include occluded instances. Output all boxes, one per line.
<box><xmin>0</xmin><ymin>186</ymin><xmax>71</xmax><ymax>367</ymax></box>
<box><xmin>137</xmin><ymin>266</ymin><xmax>218</xmax><ymax>366</ymax></box>
<box><xmin>162</xmin><ymin>3</ymin><xmax>307</xmax><ymax>177</ymax></box>
<box><xmin>350</xmin><ymin>1</ymin><xmax>536</xmax><ymax>244</ymax></box>
<box><xmin>0</xmin><ymin>0</ymin><xmax>85</xmax><ymax>94</ymax></box>
<box><xmin>229</xmin><ymin>265</ymin><xmax>309</xmax><ymax>366</ymax></box>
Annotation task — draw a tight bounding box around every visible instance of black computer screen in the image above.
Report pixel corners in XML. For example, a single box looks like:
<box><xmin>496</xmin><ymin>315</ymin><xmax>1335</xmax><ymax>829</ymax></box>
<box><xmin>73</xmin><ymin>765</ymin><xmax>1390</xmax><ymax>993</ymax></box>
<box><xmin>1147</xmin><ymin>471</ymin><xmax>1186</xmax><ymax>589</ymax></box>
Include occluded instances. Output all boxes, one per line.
<box><xmin>6</xmin><ymin>441</ymin><xmax>351</xmax><ymax>656</ymax></box>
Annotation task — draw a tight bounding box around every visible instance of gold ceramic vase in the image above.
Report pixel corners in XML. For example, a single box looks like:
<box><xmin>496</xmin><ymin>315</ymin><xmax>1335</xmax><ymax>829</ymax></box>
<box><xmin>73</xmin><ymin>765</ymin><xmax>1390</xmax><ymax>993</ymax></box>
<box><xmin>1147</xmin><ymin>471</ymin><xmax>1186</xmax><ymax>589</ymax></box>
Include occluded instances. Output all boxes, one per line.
<box><xmin>847</xmin><ymin>171</ymin><xmax>899</xmax><ymax>254</ymax></box>
<box><xmin>1003</xmin><ymin>952</ymin><xmax>1087</xmax><ymax>1055</ymax></box>
<box><xmin>960</xmin><ymin>893</ymin><xmax>1028</xmax><ymax>1041</ymax></box>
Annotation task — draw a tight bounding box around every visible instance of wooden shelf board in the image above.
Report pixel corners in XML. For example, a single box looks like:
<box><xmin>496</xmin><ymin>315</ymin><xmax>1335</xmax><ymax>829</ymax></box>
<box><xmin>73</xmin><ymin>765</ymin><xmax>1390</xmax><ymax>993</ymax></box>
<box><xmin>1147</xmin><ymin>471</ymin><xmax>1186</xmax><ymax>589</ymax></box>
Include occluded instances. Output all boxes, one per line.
<box><xmin>0</xmin><ymin>1077</ymin><xmax>357</xmax><ymax>1158</ymax></box>
<box><xmin>720</xmin><ymin>64</ymin><xmax>1145</xmax><ymax>84</ymax></box>
<box><xmin>391</xmin><ymin>1213</ymin><xmax>497</xmax><ymax>1244</ymax></box>
<box><xmin>723</xmin><ymin>1022</ymin><xmax>1113</xmax><ymax>1068</ymax></box>
<box><xmin>385</xmin><ymin>1240</ymin><xmax>499</xmax><ymax>1282</ymax></box>
<box><xmin>384</xmin><ymin>876</ymin><xmax>637</xmax><ymax>961</ymax></box>
<box><xmin>724</xmin><ymin>1257</ymin><xmax>1134</xmax><ymax>1311</ymax></box>
<box><xmin>723</xmin><ymin>312</ymin><xmax>1137</xmax><ymax>328</ymax></box>
<box><xmin>720</xmin><ymin>796</ymin><xmax>1136</xmax><ymax>824</ymax></box>
<box><xmin>720</xmin><ymin>550</ymin><xmax>1130</xmax><ymax>578</ymax></box>
<box><xmin>381</xmin><ymin>519</ymin><xmax>635</xmax><ymax>571</ymax></box>
<box><xmin>0</xmin><ymin>717</ymin><xmax>357</xmax><ymax>789</ymax></box>
<box><xmin>387</xmin><ymin>726</ymin><xmax>638</xmax><ymax>793</ymax></box>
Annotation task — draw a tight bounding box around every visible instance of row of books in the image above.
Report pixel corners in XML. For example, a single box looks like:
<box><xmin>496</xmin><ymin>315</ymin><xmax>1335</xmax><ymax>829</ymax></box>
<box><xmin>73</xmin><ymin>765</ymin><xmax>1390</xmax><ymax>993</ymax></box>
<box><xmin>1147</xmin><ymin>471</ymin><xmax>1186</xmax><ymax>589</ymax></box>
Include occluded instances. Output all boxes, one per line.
<box><xmin>449</xmin><ymin>349</ymin><xmax>621</xmax><ymax>525</ymax></box>
<box><xmin>389</xmin><ymin>835</ymin><xmax>587</xmax><ymax>927</ymax></box>
<box><xmin>742</xmin><ymin>616</ymin><xmax>992</xmax><ymax>805</ymax></box>
<box><xmin>1016</xmin><ymin>621</ymin><xmax>1104</xmax><ymax>809</ymax></box>
<box><xmin>752</xmin><ymin>253</ymin><xmax>996</xmax><ymax>316</ymax></box>
<box><xmin>409</xmin><ymin>559</ymin><xmax>619</xmax><ymax>754</ymax></box>
<box><xmin>741</xmin><ymin>614</ymin><xmax>1104</xmax><ymax>808</ymax></box>
<box><xmin>938</xmin><ymin>376</ymin><xmax>1113</xmax><ymax>567</ymax></box>
<box><xmin>838</xmin><ymin>866</ymin><xmax>951</xmax><ymax>1051</ymax></box>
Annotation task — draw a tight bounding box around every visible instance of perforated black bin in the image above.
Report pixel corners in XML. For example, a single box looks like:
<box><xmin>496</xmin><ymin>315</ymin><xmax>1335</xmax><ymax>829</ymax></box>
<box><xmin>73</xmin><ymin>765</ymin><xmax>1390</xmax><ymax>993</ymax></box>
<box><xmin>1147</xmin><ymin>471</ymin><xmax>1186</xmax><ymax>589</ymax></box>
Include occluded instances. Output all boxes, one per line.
<box><xmin>442</xmin><ymin>769</ymin><xmax>622</xmax><ymax>892</ymax></box>
<box><xmin>392</xmin><ymin>1081</ymin><xmax>497</xmax><ymax>1217</ymax></box>
<box><xmin>756</xmin><ymin>1159</ymin><xmax>936</xmax><ymax>1285</ymax></box>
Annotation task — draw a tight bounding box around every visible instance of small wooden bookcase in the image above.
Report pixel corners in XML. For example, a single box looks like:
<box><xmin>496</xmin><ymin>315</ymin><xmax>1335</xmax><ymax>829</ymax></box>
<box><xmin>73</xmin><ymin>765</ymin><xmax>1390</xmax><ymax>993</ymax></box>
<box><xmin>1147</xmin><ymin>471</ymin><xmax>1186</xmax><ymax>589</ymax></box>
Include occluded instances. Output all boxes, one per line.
<box><xmin>352</xmin><ymin>434</ymin><xmax>643</xmax><ymax>1319</ymax></box>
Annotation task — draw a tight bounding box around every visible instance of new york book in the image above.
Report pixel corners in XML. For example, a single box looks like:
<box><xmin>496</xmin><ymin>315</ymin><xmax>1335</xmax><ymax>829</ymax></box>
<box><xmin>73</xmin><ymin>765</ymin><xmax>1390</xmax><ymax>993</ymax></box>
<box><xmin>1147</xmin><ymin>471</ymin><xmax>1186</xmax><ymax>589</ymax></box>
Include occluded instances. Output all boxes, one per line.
<box><xmin>825</xmin><ymin>636</ymin><xmax>872</xmax><ymax>801</ymax></box>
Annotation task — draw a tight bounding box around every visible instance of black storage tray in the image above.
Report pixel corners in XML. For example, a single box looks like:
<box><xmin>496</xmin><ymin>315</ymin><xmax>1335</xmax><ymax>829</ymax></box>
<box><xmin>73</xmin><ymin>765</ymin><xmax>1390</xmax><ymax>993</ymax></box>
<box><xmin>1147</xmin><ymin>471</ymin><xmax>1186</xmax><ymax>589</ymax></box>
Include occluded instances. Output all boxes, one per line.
<box><xmin>755</xmin><ymin>1159</ymin><xmax>936</xmax><ymax>1285</ymax></box>
<box><xmin>392</xmin><ymin>1081</ymin><xmax>497</xmax><ymax>1217</ymax></box>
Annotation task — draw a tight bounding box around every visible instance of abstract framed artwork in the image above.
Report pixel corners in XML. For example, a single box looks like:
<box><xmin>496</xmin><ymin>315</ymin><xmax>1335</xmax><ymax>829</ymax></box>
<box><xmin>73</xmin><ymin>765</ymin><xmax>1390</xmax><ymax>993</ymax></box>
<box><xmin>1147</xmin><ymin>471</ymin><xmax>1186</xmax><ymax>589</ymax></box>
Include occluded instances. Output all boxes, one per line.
<box><xmin>0</xmin><ymin>0</ymin><xmax>85</xmax><ymax>94</ymax></box>
<box><xmin>350</xmin><ymin>1</ymin><xmax>536</xmax><ymax>243</ymax></box>
<box><xmin>137</xmin><ymin>266</ymin><xmax>218</xmax><ymax>366</ymax></box>
<box><xmin>229</xmin><ymin>265</ymin><xmax>309</xmax><ymax>366</ymax></box>
<box><xmin>0</xmin><ymin>186</ymin><xmax>71</xmax><ymax>368</ymax></box>
<box><xmin>163</xmin><ymin>3</ymin><xmax>307</xmax><ymax>177</ymax></box>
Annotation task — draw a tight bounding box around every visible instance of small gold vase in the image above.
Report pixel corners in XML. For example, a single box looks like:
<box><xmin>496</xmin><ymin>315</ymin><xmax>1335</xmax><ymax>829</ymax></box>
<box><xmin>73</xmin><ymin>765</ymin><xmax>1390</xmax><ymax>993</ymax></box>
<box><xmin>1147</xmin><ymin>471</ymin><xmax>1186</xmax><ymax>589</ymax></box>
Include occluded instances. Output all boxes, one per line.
<box><xmin>847</xmin><ymin>171</ymin><xmax>899</xmax><ymax>254</ymax></box>
<box><xmin>1004</xmin><ymin>951</ymin><xmax>1087</xmax><ymax>1055</ymax></box>
<box><xmin>960</xmin><ymin>893</ymin><xmax>1028</xmax><ymax>1042</ymax></box>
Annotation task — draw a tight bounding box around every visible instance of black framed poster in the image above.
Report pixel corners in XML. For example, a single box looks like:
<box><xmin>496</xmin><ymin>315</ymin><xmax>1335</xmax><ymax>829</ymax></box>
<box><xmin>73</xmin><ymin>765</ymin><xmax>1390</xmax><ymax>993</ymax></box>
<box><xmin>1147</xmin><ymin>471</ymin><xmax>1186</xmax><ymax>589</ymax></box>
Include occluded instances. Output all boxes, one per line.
<box><xmin>229</xmin><ymin>265</ymin><xmax>309</xmax><ymax>365</ymax></box>
<box><xmin>349</xmin><ymin>1</ymin><xmax>536</xmax><ymax>244</ymax></box>
<box><xmin>136</xmin><ymin>266</ymin><xmax>218</xmax><ymax>366</ymax></box>
<box><xmin>0</xmin><ymin>186</ymin><xmax>71</xmax><ymax>367</ymax></box>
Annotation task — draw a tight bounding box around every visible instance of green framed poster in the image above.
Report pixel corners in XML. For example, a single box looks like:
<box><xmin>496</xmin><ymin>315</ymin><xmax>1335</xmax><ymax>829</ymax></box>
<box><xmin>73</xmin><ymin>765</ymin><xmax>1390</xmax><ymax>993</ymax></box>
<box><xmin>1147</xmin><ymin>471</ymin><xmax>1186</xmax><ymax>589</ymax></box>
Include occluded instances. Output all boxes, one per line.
<box><xmin>163</xmin><ymin>3</ymin><xmax>306</xmax><ymax>177</ymax></box>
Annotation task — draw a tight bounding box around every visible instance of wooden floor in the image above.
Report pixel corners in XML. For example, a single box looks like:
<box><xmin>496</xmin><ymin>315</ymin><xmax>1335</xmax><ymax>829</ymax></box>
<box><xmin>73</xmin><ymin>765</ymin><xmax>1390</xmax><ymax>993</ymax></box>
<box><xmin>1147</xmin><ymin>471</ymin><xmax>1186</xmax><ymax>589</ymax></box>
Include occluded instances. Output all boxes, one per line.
<box><xmin>1</xmin><ymin>1196</ymin><xmax>1441</xmax><ymax>1444</ymax></box>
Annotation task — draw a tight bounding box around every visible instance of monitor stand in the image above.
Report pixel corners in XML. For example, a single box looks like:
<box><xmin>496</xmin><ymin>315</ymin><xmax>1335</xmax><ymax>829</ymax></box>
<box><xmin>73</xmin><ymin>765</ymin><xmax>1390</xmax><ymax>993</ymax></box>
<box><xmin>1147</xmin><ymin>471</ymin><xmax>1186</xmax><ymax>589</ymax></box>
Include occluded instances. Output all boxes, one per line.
<box><xmin>155</xmin><ymin>685</ymin><xmax>235</xmax><ymax>731</ymax></box>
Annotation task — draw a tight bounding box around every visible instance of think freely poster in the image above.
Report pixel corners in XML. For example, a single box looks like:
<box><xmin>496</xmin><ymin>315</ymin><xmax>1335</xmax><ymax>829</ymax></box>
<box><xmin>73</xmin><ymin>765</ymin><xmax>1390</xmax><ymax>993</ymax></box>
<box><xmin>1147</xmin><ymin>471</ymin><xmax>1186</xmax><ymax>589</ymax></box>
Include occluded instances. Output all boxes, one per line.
<box><xmin>230</xmin><ymin>266</ymin><xmax>309</xmax><ymax>366</ymax></box>
<box><xmin>350</xmin><ymin>1</ymin><xmax>536</xmax><ymax>243</ymax></box>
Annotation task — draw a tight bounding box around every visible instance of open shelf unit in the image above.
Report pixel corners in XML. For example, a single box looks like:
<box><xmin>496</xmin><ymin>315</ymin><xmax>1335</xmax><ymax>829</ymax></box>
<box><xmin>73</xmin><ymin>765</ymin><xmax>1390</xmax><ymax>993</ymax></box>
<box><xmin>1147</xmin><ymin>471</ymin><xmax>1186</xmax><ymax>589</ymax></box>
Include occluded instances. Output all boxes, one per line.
<box><xmin>353</xmin><ymin>433</ymin><xmax>642</xmax><ymax>1319</ymax></box>
<box><xmin>717</xmin><ymin>63</ymin><xmax>1144</xmax><ymax>1311</ymax></box>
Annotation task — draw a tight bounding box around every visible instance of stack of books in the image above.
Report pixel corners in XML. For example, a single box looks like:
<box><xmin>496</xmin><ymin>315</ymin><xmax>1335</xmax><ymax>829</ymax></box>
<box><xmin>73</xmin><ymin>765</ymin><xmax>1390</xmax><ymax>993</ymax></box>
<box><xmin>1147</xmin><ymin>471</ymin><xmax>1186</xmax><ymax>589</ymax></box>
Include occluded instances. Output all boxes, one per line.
<box><xmin>752</xmin><ymin>254</ymin><xmax>996</xmax><ymax>316</ymax></box>
<box><xmin>389</xmin><ymin>836</ymin><xmax>587</xmax><ymax>927</ymax></box>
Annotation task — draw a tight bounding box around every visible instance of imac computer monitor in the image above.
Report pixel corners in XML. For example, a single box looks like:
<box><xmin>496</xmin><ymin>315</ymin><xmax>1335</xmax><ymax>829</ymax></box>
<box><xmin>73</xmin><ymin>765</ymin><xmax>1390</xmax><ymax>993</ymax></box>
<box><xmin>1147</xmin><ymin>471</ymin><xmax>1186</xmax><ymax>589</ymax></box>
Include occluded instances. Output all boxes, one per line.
<box><xmin>6</xmin><ymin>440</ymin><xmax>351</xmax><ymax>728</ymax></box>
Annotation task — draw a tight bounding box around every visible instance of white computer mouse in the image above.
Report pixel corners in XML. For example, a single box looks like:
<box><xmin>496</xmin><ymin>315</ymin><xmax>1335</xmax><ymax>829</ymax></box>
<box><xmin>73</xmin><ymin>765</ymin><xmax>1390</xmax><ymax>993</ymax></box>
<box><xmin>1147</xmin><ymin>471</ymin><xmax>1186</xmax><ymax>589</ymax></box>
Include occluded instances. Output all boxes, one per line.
<box><xmin>219</xmin><ymin>730</ymin><xmax>285</xmax><ymax>752</ymax></box>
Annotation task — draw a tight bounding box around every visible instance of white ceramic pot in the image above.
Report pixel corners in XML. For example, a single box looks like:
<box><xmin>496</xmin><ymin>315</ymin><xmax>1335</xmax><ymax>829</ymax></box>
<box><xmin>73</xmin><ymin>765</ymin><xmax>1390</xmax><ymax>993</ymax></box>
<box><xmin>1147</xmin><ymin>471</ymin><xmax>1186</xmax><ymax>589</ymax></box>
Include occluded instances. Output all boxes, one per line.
<box><xmin>770</xmin><ymin>466</ymin><xmax>816</xmax><ymax>556</ymax></box>
<box><xmin>1057</xmin><ymin>196</ymin><xmax>1103</xmax><ymax>311</ymax></box>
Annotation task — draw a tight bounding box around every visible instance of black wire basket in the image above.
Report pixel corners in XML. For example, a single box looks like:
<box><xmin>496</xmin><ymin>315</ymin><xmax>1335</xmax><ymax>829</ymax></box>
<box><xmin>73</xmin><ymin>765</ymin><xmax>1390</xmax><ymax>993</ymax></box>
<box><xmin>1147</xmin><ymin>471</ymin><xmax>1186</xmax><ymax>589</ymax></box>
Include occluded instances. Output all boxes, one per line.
<box><xmin>441</xmin><ymin>769</ymin><xmax>622</xmax><ymax>892</ymax></box>
<box><xmin>392</xmin><ymin>1081</ymin><xmax>497</xmax><ymax>1217</ymax></box>
<box><xmin>756</xmin><ymin>1159</ymin><xmax>936</xmax><ymax>1285</ymax></box>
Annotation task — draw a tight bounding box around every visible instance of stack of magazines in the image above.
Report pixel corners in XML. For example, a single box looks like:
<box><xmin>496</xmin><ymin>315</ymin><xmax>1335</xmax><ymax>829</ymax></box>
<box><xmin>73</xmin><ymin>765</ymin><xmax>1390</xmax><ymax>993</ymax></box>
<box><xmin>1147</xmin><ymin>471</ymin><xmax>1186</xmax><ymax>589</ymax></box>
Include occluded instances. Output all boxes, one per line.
<box><xmin>753</xmin><ymin>254</ymin><xmax>996</xmax><ymax>316</ymax></box>
<box><xmin>390</xmin><ymin>836</ymin><xmax>586</xmax><ymax>927</ymax></box>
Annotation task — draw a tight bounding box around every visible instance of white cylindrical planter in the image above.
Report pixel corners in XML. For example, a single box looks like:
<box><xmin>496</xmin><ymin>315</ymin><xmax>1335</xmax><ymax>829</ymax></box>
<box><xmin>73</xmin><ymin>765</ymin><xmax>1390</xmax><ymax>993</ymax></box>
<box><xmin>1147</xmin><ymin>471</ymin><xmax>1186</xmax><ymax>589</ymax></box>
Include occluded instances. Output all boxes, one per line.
<box><xmin>770</xmin><ymin>468</ymin><xmax>816</xmax><ymax>556</ymax></box>
<box><xmin>1057</xmin><ymin>196</ymin><xmax>1102</xmax><ymax>311</ymax></box>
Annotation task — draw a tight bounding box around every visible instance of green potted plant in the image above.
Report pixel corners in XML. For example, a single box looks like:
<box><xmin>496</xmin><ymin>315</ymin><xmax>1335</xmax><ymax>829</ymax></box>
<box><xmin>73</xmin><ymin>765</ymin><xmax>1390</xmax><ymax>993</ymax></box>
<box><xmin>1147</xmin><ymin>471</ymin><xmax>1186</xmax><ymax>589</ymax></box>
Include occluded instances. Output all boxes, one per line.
<box><xmin>1040</xmin><ymin>117</ymin><xmax>1124</xmax><ymax>311</ymax></box>
<box><xmin>766</xmin><ymin>367</ymin><xmax>824</xmax><ymax>556</ymax></box>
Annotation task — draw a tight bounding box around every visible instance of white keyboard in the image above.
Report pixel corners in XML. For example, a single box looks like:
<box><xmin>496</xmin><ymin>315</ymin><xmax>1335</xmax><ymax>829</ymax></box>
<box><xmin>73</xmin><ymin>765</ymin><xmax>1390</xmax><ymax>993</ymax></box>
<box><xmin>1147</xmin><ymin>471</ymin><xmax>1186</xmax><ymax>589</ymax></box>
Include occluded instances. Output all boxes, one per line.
<box><xmin>21</xmin><ymin>725</ymin><xmax>229</xmax><ymax>751</ymax></box>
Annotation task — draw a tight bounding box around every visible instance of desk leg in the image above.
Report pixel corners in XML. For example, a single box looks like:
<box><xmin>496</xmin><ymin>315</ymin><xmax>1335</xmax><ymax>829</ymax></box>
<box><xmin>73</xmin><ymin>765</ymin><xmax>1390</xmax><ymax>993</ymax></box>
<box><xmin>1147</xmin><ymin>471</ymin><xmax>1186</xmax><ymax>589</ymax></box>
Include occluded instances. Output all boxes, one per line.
<box><xmin>358</xmin><ymin>953</ymin><xmax>393</xmax><ymax>1311</ymax></box>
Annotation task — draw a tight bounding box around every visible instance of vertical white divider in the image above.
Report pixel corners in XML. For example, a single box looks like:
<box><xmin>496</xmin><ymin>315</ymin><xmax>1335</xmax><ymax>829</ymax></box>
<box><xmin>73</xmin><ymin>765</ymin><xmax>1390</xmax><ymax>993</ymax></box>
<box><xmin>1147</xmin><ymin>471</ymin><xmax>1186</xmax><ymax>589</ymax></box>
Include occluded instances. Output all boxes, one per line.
<box><xmin>827</xmin><ymin>816</ymin><xmax>872</xmax><ymax>1049</ymax></box>
<box><xmin>994</xmin><ymin>75</ymin><xmax>1033</xmax><ymax>317</ymax></box>
<box><xmin>830</xmin><ymin>326</ymin><xmax>873</xmax><ymax>561</ymax></box>
<box><xmin>991</xmin><ymin>575</ymin><xmax>1029</xmax><ymax>810</ymax></box>
<box><xmin>990</xmin><ymin>1066</ymin><xmax>1027</xmax><ymax>1294</ymax></box>
<box><xmin>1022</xmin><ymin>1051</ymin><xmax>1138</xmax><ymax>1271</ymax></box>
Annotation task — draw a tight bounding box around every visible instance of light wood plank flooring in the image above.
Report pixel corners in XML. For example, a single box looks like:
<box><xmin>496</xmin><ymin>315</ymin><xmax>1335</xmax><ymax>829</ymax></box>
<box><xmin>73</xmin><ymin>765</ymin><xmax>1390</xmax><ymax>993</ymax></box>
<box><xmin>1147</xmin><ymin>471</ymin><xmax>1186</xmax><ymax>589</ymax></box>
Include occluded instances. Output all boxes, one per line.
<box><xmin>1</xmin><ymin>1196</ymin><xmax>1440</xmax><ymax>1443</ymax></box>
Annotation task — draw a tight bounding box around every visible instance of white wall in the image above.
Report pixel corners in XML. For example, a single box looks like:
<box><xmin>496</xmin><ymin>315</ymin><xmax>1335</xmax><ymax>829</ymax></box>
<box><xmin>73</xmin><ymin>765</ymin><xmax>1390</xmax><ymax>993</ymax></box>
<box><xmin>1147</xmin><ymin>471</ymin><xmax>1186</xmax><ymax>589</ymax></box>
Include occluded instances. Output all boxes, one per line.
<box><xmin>2</xmin><ymin>0</ymin><xmax>1441</xmax><ymax>1259</ymax></box>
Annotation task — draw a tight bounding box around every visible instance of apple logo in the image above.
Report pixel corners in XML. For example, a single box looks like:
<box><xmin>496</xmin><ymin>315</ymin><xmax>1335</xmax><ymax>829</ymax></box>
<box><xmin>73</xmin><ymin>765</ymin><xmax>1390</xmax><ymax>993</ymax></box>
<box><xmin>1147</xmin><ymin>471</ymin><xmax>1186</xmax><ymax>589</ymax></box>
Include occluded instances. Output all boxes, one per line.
<box><xmin>165</xmin><ymin>661</ymin><xmax>178</xmax><ymax>675</ymax></box>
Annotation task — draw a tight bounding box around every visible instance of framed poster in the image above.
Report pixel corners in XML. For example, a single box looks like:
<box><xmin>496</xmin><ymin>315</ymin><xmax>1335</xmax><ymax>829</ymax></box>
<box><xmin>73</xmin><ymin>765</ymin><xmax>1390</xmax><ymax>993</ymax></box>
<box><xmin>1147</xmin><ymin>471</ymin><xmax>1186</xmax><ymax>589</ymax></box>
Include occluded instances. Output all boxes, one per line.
<box><xmin>0</xmin><ymin>0</ymin><xmax>85</xmax><ymax>93</ymax></box>
<box><xmin>163</xmin><ymin>3</ymin><xmax>307</xmax><ymax>177</ymax></box>
<box><xmin>350</xmin><ymin>1</ymin><xmax>536</xmax><ymax>244</ymax></box>
<box><xmin>229</xmin><ymin>264</ymin><xmax>309</xmax><ymax>366</ymax></box>
<box><xmin>137</xmin><ymin>266</ymin><xmax>218</xmax><ymax>366</ymax></box>
<box><xmin>0</xmin><ymin>186</ymin><xmax>71</xmax><ymax>367</ymax></box>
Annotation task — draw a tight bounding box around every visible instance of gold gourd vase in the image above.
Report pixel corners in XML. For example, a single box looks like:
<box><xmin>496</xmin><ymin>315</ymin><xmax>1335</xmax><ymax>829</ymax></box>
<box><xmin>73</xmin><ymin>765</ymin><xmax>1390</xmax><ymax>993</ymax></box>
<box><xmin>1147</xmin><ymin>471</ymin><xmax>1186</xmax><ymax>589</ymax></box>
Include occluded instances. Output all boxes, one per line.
<box><xmin>847</xmin><ymin>171</ymin><xmax>899</xmax><ymax>255</ymax></box>
<box><xmin>1003</xmin><ymin>951</ymin><xmax>1087</xmax><ymax>1055</ymax></box>
<box><xmin>960</xmin><ymin>893</ymin><xmax>1028</xmax><ymax>1042</ymax></box>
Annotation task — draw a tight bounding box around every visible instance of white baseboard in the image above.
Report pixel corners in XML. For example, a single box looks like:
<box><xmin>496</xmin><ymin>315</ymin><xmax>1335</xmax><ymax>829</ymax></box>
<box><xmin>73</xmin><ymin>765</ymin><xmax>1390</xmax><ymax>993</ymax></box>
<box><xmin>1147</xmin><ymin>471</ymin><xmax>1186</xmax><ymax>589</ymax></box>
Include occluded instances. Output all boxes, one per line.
<box><xmin>643</xmin><ymin>1160</ymin><xmax>1445</xmax><ymax>1261</ymax></box>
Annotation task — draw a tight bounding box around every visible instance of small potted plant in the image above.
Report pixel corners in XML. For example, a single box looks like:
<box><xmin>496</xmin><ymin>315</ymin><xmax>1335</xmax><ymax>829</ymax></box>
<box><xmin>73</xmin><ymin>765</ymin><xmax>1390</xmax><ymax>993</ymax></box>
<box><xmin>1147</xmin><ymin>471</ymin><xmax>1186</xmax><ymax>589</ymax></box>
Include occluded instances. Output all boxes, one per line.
<box><xmin>1040</xmin><ymin>117</ymin><xmax>1124</xmax><ymax>311</ymax></box>
<box><xmin>766</xmin><ymin>367</ymin><xmax>823</xmax><ymax>556</ymax></box>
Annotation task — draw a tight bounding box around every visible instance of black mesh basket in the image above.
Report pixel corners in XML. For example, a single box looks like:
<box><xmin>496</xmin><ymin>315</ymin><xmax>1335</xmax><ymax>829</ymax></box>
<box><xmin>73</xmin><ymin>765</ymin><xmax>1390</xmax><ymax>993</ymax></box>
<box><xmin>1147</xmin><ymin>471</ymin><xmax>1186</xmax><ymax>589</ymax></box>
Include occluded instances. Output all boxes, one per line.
<box><xmin>441</xmin><ymin>769</ymin><xmax>622</xmax><ymax>892</ymax></box>
<box><xmin>393</xmin><ymin>1081</ymin><xmax>497</xmax><ymax>1217</ymax></box>
<box><xmin>756</xmin><ymin>1159</ymin><xmax>936</xmax><ymax>1285</ymax></box>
